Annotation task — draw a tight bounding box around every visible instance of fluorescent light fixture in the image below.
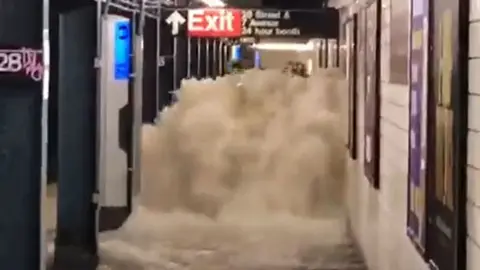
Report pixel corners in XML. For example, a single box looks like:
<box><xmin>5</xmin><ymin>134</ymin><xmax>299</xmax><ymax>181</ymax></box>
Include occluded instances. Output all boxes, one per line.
<box><xmin>200</xmin><ymin>0</ymin><xmax>226</xmax><ymax>7</ymax></box>
<box><xmin>251</xmin><ymin>42</ymin><xmax>315</xmax><ymax>52</ymax></box>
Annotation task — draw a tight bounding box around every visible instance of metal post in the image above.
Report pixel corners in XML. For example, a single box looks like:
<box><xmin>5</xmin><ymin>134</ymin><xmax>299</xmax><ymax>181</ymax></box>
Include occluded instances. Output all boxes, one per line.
<box><xmin>212</xmin><ymin>39</ymin><xmax>217</xmax><ymax>78</ymax></box>
<box><xmin>172</xmin><ymin>0</ymin><xmax>179</xmax><ymax>88</ymax></box>
<box><xmin>173</xmin><ymin>36</ymin><xmax>178</xmax><ymax>89</ymax></box>
<box><xmin>155</xmin><ymin>3</ymin><xmax>162</xmax><ymax>118</ymax></box>
<box><xmin>224</xmin><ymin>43</ymin><xmax>228</xmax><ymax>72</ymax></box>
<box><xmin>206</xmin><ymin>38</ymin><xmax>210</xmax><ymax>77</ymax></box>
<box><xmin>187</xmin><ymin>37</ymin><xmax>191</xmax><ymax>78</ymax></box>
<box><xmin>40</xmin><ymin>0</ymin><xmax>50</xmax><ymax>268</ymax></box>
<box><xmin>95</xmin><ymin>0</ymin><xmax>110</xmax><ymax>243</ymax></box>
<box><xmin>131</xmin><ymin>0</ymin><xmax>146</xmax><ymax>210</ymax></box>
<box><xmin>219</xmin><ymin>41</ymin><xmax>223</xmax><ymax>76</ymax></box>
<box><xmin>197</xmin><ymin>38</ymin><xmax>201</xmax><ymax>77</ymax></box>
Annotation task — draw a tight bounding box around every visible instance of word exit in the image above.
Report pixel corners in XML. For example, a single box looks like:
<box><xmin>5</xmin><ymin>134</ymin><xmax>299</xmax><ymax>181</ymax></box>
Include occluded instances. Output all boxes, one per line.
<box><xmin>187</xmin><ymin>9</ymin><xmax>242</xmax><ymax>38</ymax></box>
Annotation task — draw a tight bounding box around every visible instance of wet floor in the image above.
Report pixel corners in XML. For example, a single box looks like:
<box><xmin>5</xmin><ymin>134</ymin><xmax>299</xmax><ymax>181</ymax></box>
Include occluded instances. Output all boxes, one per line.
<box><xmin>99</xmin><ymin>241</ymin><xmax>366</xmax><ymax>270</ymax></box>
<box><xmin>95</xmin><ymin>209</ymin><xmax>367</xmax><ymax>270</ymax></box>
<box><xmin>47</xmin><ymin>204</ymin><xmax>367</xmax><ymax>270</ymax></box>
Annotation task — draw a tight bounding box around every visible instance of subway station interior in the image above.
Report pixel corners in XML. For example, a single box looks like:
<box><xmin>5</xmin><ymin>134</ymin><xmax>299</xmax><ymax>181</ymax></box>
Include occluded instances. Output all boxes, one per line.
<box><xmin>0</xmin><ymin>0</ymin><xmax>476</xmax><ymax>269</ymax></box>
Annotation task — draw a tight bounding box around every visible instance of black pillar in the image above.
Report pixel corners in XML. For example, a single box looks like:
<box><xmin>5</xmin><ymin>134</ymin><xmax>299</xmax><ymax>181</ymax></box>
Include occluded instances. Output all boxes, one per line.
<box><xmin>54</xmin><ymin>4</ymin><xmax>98</xmax><ymax>269</ymax></box>
<box><xmin>220</xmin><ymin>42</ymin><xmax>226</xmax><ymax>76</ymax></box>
<box><xmin>205</xmin><ymin>38</ymin><xmax>210</xmax><ymax>77</ymax></box>
<box><xmin>190</xmin><ymin>37</ymin><xmax>199</xmax><ymax>78</ymax></box>
<box><xmin>198</xmin><ymin>38</ymin><xmax>206</xmax><ymax>78</ymax></box>
<box><xmin>48</xmin><ymin>12</ymin><xmax>60</xmax><ymax>184</ymax></box>
<box><xmin>0</xmin><ymin>0</ymin><xmax>43</xmax><ymax>268</ymax></box>
<box><xmin>174</xmin><ymin>32</ymin><xmax>187</xmax><ymax>89</ymax></box>
<box><xmin>198</xmin><ymin>38</ymin><xmax>203</xmax><ymax>78</ymax></box>
<box><xmin>158</xmin><ymin>16</ymin><xmax>174</xmax><ymax>107</ymax></box>
<box><xmin>212</xmin><ymin>39</ymin><xmax>218</xmax><ymax>78</ymax></box>
<box><xmin>142</xmin><ymin>17</ymin><xmax>157</xmax><ymax>123</ymax></box>
<box><xmin>225</xmin><ymin>43</ymin><xmax>231</xmax><ymax>73</ymax></box>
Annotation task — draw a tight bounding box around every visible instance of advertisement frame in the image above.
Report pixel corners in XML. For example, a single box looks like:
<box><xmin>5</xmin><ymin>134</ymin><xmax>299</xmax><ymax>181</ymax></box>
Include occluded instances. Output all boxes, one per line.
<box><xmin>425</xmin><ymin>0</ymin><xmax>468</xmax><ymax>269</ymax></box>
<box><xmin>363</xmin><ymin>0</ymin><xmax>381</xmax><ymax>189</ymax></box>
<box><xmin>406</xmin><ymin>0</ymin><xmax>429</xmax><ymax>256</ymax></box>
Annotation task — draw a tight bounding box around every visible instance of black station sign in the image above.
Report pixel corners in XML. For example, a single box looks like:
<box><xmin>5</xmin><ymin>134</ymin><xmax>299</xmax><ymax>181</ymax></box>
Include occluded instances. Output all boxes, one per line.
<box><xmin>241</xmin><ymin>8</ymin><xmax>339</xmax><ymax>39</ymax></box>
<box><xmin>161</xmin><ymin>7</ymin><xmax>340</xmax><ymax>39</ymax></box>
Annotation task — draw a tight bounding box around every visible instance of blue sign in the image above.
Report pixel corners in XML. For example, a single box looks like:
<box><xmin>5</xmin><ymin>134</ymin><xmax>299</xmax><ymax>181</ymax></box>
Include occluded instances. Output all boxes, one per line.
<box><xmin>114</xmin><ymin>21</ymin><xmax>131</xmax><ymax>80</ymax></box>
<box><xmin>231</xmin><ymin>45</ymin><xmax>241</xmax><ymax>61</ymax></box>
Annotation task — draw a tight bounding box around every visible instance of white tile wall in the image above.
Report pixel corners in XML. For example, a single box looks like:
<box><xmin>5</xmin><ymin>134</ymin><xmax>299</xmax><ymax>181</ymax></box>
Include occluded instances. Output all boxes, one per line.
<box><xmin>342</xmin><ymin>0</ymin><xmax>480</xmax><ymax>269</ymax></box>
<box><xmin>343</xmin><ymin>1</ymin><xmax>428</xmax><ymax>270</ymax></box>
<box><xmin>347</xmin><ymin>82</ymin><xmax>428</xmax><ymax>270</ymax></box>
<box><xmin>467</xmin><ymin>1</ymin><xmax>480</xmax><ymax>268</ymax></box>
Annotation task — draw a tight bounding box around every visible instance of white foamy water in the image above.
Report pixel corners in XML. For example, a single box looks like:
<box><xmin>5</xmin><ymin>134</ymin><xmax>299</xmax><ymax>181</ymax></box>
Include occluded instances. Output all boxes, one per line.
<box><xmin>99</xmin><ymin>68</ymin><xmax>362</xmax><ymax>270</ymax></box>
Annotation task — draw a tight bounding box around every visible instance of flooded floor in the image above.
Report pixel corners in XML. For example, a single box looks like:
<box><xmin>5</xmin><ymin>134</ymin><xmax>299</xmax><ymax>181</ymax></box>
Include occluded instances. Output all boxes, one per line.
<box><xmin>96</xmin><ymin>209</ymin><xmax>366</xmax><ymax>270</ymax></box>
<box><xmin>47</xmin><ymin>69</ymin><xmax>367</xmax><ymax>270</ymax></box>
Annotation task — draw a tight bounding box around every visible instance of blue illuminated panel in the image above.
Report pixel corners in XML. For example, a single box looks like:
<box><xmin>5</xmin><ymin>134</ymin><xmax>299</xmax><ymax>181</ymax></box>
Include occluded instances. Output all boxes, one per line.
<box><xmin>231</xmin><ymin>45</ymin><xmax>241</xmax><ymax>61</ymax></box>
<box><xmin>114</xmin><ymin>21</ymin><xmax>131</xmax><ymax>80</ymax></box>
<box><xmin>255</xmin><ymin>50</ymin><xmax>261</xmax><ymax>68</ymax></box>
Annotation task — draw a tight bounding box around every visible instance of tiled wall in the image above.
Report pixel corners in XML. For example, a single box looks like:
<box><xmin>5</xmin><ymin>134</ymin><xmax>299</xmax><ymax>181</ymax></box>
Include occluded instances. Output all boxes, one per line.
<box><xmin>337</xmin><ymin>0</ymin><xmax>429</xmax><ymax>269</ymax></box>
<box><xmin>335</xmin><ymin>0</ymin><xmax>480</xmax><ymax>268</ymax></box>
<box><xmin>467</xmin><ymin>1</ymin><xmax>480</xmax><ymax>269</ymax></box>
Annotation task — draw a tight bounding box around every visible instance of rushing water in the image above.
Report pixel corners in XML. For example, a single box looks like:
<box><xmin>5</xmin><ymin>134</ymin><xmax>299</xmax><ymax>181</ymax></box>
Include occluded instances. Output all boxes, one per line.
<box><xmin>98</xmin><ymin>69</ymin><xmax>364</xmax><ymax>270</ymax></box>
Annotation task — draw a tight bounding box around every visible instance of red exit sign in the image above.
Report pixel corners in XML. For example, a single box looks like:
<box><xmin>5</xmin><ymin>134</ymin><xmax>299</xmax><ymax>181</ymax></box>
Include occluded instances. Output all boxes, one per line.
<box><xmin>187</xmin><ymin>9</ymin><xmax>243</xmax><ymax>38</ymax></box>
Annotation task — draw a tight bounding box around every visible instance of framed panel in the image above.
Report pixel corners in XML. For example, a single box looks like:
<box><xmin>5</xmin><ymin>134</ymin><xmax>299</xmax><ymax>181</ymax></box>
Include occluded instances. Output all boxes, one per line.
<box><xmin>407</xmin><ymin>0</ymin><xmax>429</xmax><ymax>255</ymax></box>
<box><xmin>363</xmin><ymin>0</ymin><xmax>381</xmax><ymax>188</ymax></box>
<box><xmin>425</xmin><ymin>0</ymin><xmax>468</xmax><ymax>269</ymax></box>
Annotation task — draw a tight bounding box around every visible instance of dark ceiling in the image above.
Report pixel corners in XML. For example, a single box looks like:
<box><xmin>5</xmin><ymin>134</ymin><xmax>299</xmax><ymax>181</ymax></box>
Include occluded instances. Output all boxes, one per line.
<box><xmin>261</xmin><ymin>0</ymin><xmax>329</xmax><ymax>9</ymax></box>
<box><xmin>53</xmin><ymin>0</ymin><xmax>331</xmax><ymax>14</ymax></box>
<box><xmin>225</xmin><ymin>0</ymin><xmax>329</xmax><ymax>9</ymax></box>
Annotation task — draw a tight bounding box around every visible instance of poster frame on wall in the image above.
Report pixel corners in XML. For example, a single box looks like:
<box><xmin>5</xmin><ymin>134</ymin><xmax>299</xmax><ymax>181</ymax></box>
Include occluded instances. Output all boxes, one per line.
<box><xmin>424</xmin><ymin>0</ymin><xmax>468</xmax><ymax>269</ymax></box>
<box><xmin>363</xmin><ymin>0</ymin><xmax>381</xmax><ymax>189</ymax></box>
<box><xmin>345</xmin><ymin>14</ymin><xmax>358</xmax><ymax>160</ymax></box>
<box><xmin>406</xmin><ymin>0</ymin><xmax>429</xmax><ymax>257</ymax></box>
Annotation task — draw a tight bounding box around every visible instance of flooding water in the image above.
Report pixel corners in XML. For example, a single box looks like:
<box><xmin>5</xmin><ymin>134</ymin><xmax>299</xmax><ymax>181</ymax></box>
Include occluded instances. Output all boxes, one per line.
<box><xmin>98</xmin><ymin>68</ymin><xmax>364</xmax><ymax>269</ymax></box>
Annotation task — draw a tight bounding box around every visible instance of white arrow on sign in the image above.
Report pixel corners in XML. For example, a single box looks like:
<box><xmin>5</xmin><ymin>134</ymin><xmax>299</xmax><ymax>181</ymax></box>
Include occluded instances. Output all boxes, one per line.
<box><xmin>165</xmin><ymin>11</ymin><xmax>186</xmax><ymax>35</ymax></box>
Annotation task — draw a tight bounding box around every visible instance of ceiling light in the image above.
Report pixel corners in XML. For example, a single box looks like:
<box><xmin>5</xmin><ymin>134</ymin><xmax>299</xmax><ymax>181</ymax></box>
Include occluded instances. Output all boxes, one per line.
<box><xmin>200</xmin><ymin>0</ymin><xmax>225</xmax><ymax>7</ymax></box>
<box><xmin>252</xmin><ymin>42</ymin><xmax>315</xmax><ymax>52</ymax></box>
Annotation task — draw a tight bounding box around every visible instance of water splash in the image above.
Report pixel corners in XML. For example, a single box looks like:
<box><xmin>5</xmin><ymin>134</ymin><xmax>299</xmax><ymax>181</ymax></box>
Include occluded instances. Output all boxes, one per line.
<box><xmin>99</xmin><ymin>68</ymin><xmax>359</xmax><ymax>269</ymax></box>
